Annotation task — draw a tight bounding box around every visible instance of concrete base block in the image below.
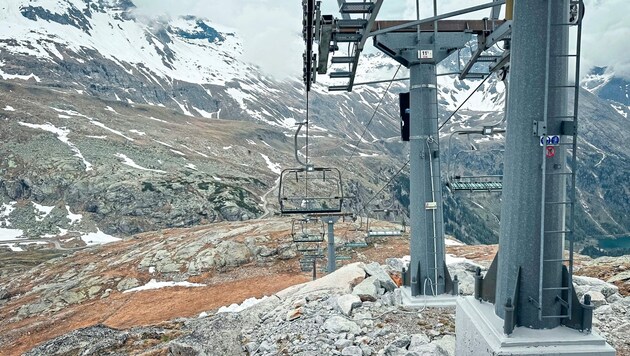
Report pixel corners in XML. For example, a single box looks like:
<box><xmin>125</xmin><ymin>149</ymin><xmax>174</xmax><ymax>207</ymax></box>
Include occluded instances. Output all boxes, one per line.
<box><xmin>455</xmin><ymin>296</ymin><xmax>616</xmax><ymax>356</ymax></box>
<box><xmin>400</xmin><ymin>286</ymin><xmax>458</xmax><ymax>308</ymax></box>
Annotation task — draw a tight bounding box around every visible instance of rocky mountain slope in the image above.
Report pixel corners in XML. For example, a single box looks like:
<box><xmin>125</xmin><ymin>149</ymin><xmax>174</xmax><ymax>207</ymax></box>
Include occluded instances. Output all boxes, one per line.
<box><xmin>0</xmin><ymin>0</ymin><xmax>628</xmax><ymax>251</ymax></box>
<box><xmin>0</xmin><ymin>218</ymin><xmax>628</xmax><ymax>355</ymax></box>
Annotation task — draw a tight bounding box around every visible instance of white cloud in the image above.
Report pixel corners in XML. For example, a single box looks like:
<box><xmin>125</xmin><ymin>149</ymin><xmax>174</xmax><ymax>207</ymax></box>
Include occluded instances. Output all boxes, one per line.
<box><xmin>132</xmin><ymin>0</ymin><xmax>303</xmax><ymax>79</ymax></box>
<box><xmin>132</xmin><ymin>0</ymin><xmax>628</xmax><ymax>79</ymax></box>
<box><xmin>581</xmin><ymin>0</ymin><xmax>630</xmax><ymax>78</ymax></box>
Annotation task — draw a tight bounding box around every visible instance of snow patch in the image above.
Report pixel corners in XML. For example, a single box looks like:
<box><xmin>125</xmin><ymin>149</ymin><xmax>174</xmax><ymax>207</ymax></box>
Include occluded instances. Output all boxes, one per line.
<box><xmin>81</xmin><ymin>229</ymin><xmax>121</xmax><ymax>246</ymax></box>
<box><xmin>0</xmin><ymin>228</ymin><xmax>24</xmax><ymax>240</ymax></box>
<box><xmin>124</xmin><ymin>279</ymin><xmax>206</xmax><ymax>293</ymax></box>
<box><xmin>260</xmin><ymin>153</ymin><xmax>281</xmax><ymax>174</ymax></box>
<box><xmin>3</xmin><ymin>105</ymin><xmax>15</xmax><ymax>111</ymax></box>
<box><xmin>116</xmin><ymin>153</ymin><xmax>166</xmax><ymax>173</ymax></box>
<box><xmin>445</xmin><ymin>238</ymin><xmax>464</xmax><ymax>246</ymax></box>
<box><xmin>32</xmin><ymin>202</ymin><xmax>55</xmax><ymax>221</ymax></box>
<box><xmin>18</xmin><ymin>121</ymin><xmax>93</xmax><ymax>171</ymax></box>
<box><xmin>66</xmin><ymin>205</ymin><xmax>82</xmax><ymax>225</ymax></box>
<box><xmin>218</xmin><ymin>296</ymin><xmax>271</xmax><ymax>313</ymax></box>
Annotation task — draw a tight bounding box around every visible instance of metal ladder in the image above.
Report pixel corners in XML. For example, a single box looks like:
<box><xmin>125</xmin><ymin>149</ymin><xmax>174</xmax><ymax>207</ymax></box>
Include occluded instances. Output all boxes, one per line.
<box><xmin>537</xmin><ymin>0</ymin><xmax>583</xmax><ymax>321</ymax></box>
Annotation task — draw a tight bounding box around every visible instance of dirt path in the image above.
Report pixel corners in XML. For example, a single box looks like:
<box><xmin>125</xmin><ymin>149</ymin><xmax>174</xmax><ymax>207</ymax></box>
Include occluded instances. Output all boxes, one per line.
<box><xmin>257</xmin><ymin>177</ymin><xmax>280</xmax><ymax>220</ymax></box>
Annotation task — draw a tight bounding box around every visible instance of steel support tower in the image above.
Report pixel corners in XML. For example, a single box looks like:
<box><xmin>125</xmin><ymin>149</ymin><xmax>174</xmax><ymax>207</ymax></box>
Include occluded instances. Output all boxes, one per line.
<box><xmin>495</xmin><ymin>0</ymin><xmax>570</xmax><ymax>329</ymax></box>
<box><xmin>373</xmin><ymin>31</ymin><xmax>469</xmax><ymax>296</ymax></box>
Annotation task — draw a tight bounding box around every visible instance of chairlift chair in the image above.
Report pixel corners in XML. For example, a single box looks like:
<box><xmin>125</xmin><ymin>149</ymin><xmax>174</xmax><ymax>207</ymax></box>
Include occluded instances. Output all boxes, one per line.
<box><xmin>366</xmin><ymin>208</ymin><xmax>406</xmax><ymax>238</ymax></box>
<box><xmin>279</xmin><ymin>167</ymin><xmax>344</xmax><ymax>214</ymax></box>
<box><xmin>291</xmin><ymin>218</ymin><xmax>325</xmax><ymax>242</ymax></box>
<box><xmin>446</xmin><ymin>127</ymin><xmax>505</xmax><ymax>192</ymax></box>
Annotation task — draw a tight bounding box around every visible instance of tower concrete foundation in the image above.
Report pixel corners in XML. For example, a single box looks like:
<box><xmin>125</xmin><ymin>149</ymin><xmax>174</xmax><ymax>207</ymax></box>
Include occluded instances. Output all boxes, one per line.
<box><xmin>455</xmin><ymin>296</ymin><xmax>615</xmax><ymax>355</ymax></box>
<box><xmin>400</xmin><ymin>286</ymin><xmax>458</xmax><ymax>307</ymax></box>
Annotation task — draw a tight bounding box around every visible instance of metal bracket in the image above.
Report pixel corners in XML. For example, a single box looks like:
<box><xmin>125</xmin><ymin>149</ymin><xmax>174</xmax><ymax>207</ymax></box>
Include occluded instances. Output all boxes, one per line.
<box><xmin>474</xmin><ymin>252</ymin><xmax>498</xmax><ymax>303</ymax></box>
<box><xmin>533</xmin><ymin>121</ymin><xmax>547</xmax><ymax>136</ymax></box>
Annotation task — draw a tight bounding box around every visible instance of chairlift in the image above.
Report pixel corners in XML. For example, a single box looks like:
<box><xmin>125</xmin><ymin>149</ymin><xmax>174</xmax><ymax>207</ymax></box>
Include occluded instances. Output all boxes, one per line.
<box><xmin>278</xmin><ymin>122</ymin><xmax>344</xmax><ymax>214</ymax></box>
<box><xmin>366</xmin><ymin>207</ymin><xmax>406</xmax><ymax>238</ymax></box>
<box><xmin>344</xmin><ymin>241</ymin><xmax>368</xmax><ymax>248</ymax></box>
<box><xmin>291</xmin><ymin>218</ymin><xmax>325</xmax><ymax>243</ymax></box>
<box><xmin>446</xmin><ymin>126</ymin><xmax>505</xmax><ymax>193</ymax></box>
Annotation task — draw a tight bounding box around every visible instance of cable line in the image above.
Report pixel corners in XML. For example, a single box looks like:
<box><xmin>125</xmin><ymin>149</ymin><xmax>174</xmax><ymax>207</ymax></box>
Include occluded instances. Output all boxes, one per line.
<box><xmin>438</xmin><ymin>74</ymin><xmax>492</xmax><ymax>131</ymax></box>
<box><xmin>343</xmin><ymin>64</ymin><xmax>402</xmax><ymax>171</ymax></box>
<box><xmin>360</xmin><ymin>159</ymin><xmax>409</xmax><ymax>212</ymax></box>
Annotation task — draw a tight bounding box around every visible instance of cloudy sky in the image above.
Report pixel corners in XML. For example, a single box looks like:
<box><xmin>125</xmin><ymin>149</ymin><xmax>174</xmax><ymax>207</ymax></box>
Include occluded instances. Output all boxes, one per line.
<box><xmin>133</xmin><ymin>0</ymin><xmax>630</xmax><ymax>79</ymax></box>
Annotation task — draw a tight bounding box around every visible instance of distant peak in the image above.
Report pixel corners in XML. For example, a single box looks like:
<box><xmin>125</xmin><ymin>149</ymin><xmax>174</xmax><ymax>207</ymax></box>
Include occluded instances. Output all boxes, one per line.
<box><xmin>588</xmin><ymin>66</ymin><xmax>608</xmax><ymax>76</ymax></box>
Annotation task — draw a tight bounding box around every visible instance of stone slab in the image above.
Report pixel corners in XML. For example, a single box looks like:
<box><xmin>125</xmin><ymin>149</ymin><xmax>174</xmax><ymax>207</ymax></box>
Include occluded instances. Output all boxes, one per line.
<box><xmin>455</xmin><ymin>296</ymin><xmax>616</xmax><ymax>356</ymax></box>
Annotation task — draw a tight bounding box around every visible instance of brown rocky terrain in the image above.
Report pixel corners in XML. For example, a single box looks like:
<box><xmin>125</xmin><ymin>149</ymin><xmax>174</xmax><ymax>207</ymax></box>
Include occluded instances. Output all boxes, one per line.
<box><xmin>1</xmin><ymin>218</ymin><xmax>628</xmax><ymax>355</ymax></box>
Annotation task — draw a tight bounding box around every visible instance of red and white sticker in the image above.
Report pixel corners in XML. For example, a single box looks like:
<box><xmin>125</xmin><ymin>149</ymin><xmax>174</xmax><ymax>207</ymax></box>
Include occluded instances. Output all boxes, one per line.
<box><xmin>546</xmin><ymin>146</ymin><xmax>556</xmax><ymax>158</ymax></box>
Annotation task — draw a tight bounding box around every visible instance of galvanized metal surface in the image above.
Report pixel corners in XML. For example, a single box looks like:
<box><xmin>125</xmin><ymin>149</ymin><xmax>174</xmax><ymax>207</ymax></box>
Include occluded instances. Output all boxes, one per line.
<box><xmin>495</xmin><ymin>0</ymin><xmax>571</xmax><ymax>329</ymax></box>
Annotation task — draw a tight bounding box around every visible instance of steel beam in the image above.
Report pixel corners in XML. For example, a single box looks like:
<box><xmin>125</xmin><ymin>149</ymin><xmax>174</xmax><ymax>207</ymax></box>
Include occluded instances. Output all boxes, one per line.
<box><xmin>369</xmin><ymin>1</ymin><xmax>506</xmax><ymax>37</ymax></box>
<box><xmin>368</xmin><ymin>20</ymin><xmax>505</xmax><ymax>34</ymax></box>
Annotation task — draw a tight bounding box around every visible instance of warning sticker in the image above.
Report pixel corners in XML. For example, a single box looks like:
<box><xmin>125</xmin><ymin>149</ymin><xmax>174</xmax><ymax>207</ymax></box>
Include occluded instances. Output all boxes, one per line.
<box><xmin>540</xmin><ymin>135</ymin><xmax>561</xmax><ymax>146</ymax></box>
<box><xmin>546</xmin><ymin>146</ymin><xmax>556</xmax><ymax>158</ymax></box>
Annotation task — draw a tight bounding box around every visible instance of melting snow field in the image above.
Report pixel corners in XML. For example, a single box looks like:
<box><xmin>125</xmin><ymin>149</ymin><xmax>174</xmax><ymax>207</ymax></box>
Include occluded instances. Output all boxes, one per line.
<box><xmin>445</xmin><ymin>238</ymin><xmax>464</xmax><ymax>246</ymax></box>
<box><xmin>218</xmin><ymin>296</ymin><xmax>271</xmax><ymax>313</ymax></box>
<box><xmin>115</xmin><ymin>153</ymin><xmax>166</xmax><ymax>173</ymax></box>
<box><xmin>260</xmin><ymin>153</ymin><xmax>281</xmax><ymax>174</ymax></box>
<box><xmin>18</xmin><ymin>121</ymin><xmax>93</xmax><ymax>171</ymax></box>
<box><xmin>32</xmin><ymin>202</ymin><xmax>54</xmax><ymax>221</ymax></box>
<box><xmin>124</xmin><ymin>279</ymin><xmax>206</xmax><ymax>293</ymax></box>
<box><xmin>0</xmin><ymin>228</ymin><xmax>24</xmax><ymax>240</ymax></box>
<box><xmin>81</xmin><ymin>229</ymin><xmax>121</xmax><ymax>246</ymax></box>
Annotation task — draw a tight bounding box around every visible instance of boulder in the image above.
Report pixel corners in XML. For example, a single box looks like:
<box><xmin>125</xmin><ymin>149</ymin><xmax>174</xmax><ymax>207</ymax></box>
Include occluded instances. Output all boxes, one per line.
<box><xmin>388</xmin><ymin>335</ymin><xmax>411</xmax><ymax>349</ymax></box>
<box><xmin>337</xmin><ymin>294</ymin><xmax>362</xmax><ymax>316</ymax></box>
<box><xmin>363</xmin><ymin>262</ymin><xmax>397</xmax><ymax>292</ymax></box>
<box><xmin>280</xmin><ymin>263</ymin><xmax>365</xmax><ymax>298</ymax></box>
<box><xmin>607</xmin><ymin>270</ymin><xmax>630</xmax><ymax>283</ymax></box>
<box><xmin>214</xmin><ymin>240</ymin><xmax>252</xmax><ymax>268</ymax></box>
<box><xmin>187</xmin><ymin>248</ymin><xmax>216</xmax><ymax>275</ymax></box>
<box><xmin>286</xmin><ymin>307</ymin><xmax>303</xmax><ymax>321</ymax></box>
<box><xmin>323</xmin><ymin>316</ymin><xmax>361</xmax><ymax>334</ymax></box>
<box><xmin>342</xmin><ymin>345</ymin><xmax>363</xmax><ymax>356</ymax></box>
<box><xmin>116</xmin><ymin>277</ymin><xmax>140</xmax><ymax>292</ymax></box>
<box><xmin>434</xmin><ymin>335</ymin><xmax>456</xmax><ymax>356</ymax></box>
<box><xmin>352</xmin><ymin>276</ymin><xmax>379</xmax><ymax>302</ymax></box>
<box><xmin>573</xmin><ymin>275</ymin><xmax>619</xmax><ymax>298</ymax></box>
<box><xmin>385</xmin><ymin>258</ymin><xmax>405</xmax><ymax>272</ymax></box>
<box><xmin>408</xmin><ymin>341</ymin><xmax>444</xmax><ymax>355</ymax></box>
<box><xmin>335</xmin><ymin>339</ymin><xmax>353</xmax><ymax>349</ymax></box>
<box><xmin>409</xmin><ymin>334</ymin><xmax>430</xmax><ymax>349</ymax></box>
<box><xmin>584</xmin><ymin>291</ymin><xmax>607</xmax><ymax>308</ymax></box>
<box><xmin>277</xmin><ymin>243</ymin><xmax>298</xmax><ymax>260</ymax></box>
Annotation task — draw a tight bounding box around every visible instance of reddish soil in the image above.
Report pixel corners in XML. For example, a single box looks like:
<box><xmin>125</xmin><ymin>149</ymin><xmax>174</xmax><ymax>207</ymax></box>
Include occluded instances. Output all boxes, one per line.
<box><xmin>1</xmin><ymin>268</ymin><xmax>309</xmax><ymax>356</ymax></box>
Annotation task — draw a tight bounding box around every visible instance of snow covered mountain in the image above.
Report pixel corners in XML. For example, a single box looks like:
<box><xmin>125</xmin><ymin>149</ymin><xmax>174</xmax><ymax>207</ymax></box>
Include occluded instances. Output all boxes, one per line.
<box><xmin>581</xmin><ymin>66</ymin><xmax>630</xmax><ymax>118</ymax></box>
<box><xmin>0</xmin><ymin>0</ymin><xmax>628</xmax><ymax>253</ymax></box>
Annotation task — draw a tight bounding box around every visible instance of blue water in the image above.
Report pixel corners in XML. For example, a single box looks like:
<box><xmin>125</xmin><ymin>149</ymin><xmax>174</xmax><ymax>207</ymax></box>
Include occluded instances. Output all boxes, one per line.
<box><xmin>598</xmin><ymin>236</ymin><xmax>630</xmax><ymax>250</ymax></box>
